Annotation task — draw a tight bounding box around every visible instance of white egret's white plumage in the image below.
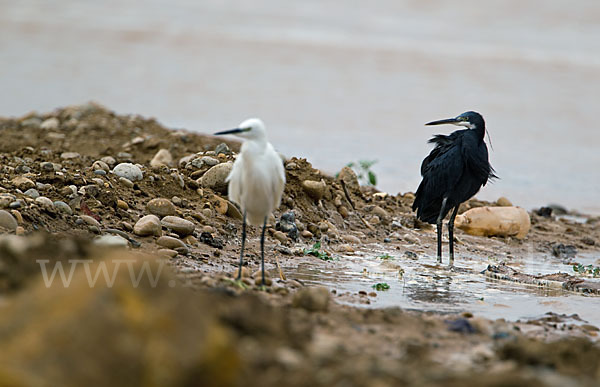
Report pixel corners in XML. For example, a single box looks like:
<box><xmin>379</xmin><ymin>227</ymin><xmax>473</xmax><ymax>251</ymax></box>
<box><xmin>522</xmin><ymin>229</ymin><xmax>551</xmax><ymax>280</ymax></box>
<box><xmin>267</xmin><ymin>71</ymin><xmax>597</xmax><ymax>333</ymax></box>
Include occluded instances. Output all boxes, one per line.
<box><xmin>226</xmin><ymin>118</ymin><xmax>285</xmax><ymax>226</ymax></box>
<box><xmin>214</xmin><ymin>118</ymin><xmax>285</xmax><ymax>283</ymax></box>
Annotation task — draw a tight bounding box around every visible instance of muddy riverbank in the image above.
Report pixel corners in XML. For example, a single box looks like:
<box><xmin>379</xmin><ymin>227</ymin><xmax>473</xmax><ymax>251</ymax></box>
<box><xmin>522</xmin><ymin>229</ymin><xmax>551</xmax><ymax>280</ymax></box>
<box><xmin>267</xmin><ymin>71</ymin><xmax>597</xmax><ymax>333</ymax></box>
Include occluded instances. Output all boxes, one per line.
<box><xmin>0</xmin><ymin>104</ymin><xmax>599</xmax><ymax>386</ymax></box>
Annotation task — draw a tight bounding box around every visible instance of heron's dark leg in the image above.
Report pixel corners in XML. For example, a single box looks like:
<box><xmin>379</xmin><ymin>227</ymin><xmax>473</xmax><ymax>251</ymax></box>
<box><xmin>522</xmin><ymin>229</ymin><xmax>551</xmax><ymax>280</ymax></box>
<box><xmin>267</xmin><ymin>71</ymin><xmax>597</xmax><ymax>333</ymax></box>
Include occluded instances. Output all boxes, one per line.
<box><xmin>448</xmin><ymin>206</ymin><xmax>459</xmax><ymax>266</ymax></box>
<box><xmin>236</xmin><ymin>211</ymin><xmax>247</xmax><ymax>280</ymax></box>
<box><xmin>436</xmin><ymin>197</ymin><xmax>448</xmax><ymax>263</ymax></box>
<box><xmin>260</xmin><ymin>216</ymin><xmax>267</xmax><ymax>285</ymax></box>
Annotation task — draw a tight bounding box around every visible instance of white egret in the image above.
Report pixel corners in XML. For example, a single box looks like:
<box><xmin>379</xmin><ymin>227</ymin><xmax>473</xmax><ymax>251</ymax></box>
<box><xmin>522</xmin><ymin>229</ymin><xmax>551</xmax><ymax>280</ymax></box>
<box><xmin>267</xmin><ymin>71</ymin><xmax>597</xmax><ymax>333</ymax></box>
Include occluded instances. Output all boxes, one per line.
<box><xmin>214</xmin><ymin>118</ymin><xmax>286</xmax><ymax>285</ymax></box>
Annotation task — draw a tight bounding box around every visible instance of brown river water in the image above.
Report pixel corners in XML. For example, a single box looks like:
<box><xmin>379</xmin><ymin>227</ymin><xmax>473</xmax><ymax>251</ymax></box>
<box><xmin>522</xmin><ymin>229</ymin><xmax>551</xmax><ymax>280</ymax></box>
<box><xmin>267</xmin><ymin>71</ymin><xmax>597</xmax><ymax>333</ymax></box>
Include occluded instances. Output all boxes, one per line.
<box><xmin>1</xmin><ymin>0</ymin><xmax>599</xmax><ymax>214</ymax></box>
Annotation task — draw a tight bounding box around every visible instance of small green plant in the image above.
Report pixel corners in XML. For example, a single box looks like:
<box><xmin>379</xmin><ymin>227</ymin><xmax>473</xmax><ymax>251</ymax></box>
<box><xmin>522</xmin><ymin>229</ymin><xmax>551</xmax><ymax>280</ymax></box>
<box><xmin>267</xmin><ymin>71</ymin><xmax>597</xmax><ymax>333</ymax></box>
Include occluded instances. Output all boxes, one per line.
<box><xmin>344</xmin><ymin>160</ymin><xmax>378</xmax><ymax>186</ymax></box>
<box><xmin>377</xmin><ymin>253</ymin><xmax>393</xmax><ymax>260</ymax></box>
<box><xmin>304</xmin><ymin>241</ymin><xmax>333</xmax><ymax>261</ymax></box>
<box><xmin>572</xmin><ymin>264</ymin><xmax>600</xmax><ymax>277</ymax></box>
<box><xmin>372</xmin><ymin>283</ymin><xmax>390</xmax><ymax>291</ymax></box>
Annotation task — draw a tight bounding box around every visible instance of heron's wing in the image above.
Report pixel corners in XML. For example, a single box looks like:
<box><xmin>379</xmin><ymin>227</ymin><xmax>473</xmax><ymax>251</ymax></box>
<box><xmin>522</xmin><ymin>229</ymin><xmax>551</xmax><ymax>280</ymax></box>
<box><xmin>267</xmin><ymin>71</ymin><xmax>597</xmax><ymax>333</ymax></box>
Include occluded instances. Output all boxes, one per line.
<box><xmin>462</xmin><ymin>140</ymin><xmax>498</xmax><ymax>185</ymax></box>
<box><xmin>227</xmin><ymin>158</ymin><xmax>244</xmax><ymax>207</ymax></box>
<box><xmin>266</xmin><ymin>145</ymin><xmax>286</xmax><ymax>210</ymax></box>
<box><xmin>413</xmin><ymin>133</ymin><xmax>465</xmax><ymax>222</ymax></box>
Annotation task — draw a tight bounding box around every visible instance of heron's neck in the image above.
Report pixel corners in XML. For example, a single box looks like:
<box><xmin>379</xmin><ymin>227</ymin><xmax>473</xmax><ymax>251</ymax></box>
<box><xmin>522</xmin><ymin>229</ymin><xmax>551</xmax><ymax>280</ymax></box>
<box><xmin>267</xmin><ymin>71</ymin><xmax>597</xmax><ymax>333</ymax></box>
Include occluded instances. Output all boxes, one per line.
<box><xmin>473</xmin><ymin>125</ymin><xmax>486</xmax><ymax>142</ymax></box>
<box><xmin>241</xmin><ymin>138</ymin><xmax>268</xmax><ymax>155</ymax></box>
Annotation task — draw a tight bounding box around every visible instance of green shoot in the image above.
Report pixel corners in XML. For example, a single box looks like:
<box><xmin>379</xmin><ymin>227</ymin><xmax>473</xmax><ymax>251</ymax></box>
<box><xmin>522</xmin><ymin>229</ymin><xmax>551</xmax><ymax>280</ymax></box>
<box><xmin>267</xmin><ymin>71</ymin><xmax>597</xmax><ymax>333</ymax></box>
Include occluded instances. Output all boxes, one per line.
<box><xmin>372</xmin><ymin>283</ymin><xmax>390</xmax><ymax>291</ymax></box>
<box><xmin>304</xmin><ymin>241</ymin><xmax>334</xmax><ymax>261</ymax></box>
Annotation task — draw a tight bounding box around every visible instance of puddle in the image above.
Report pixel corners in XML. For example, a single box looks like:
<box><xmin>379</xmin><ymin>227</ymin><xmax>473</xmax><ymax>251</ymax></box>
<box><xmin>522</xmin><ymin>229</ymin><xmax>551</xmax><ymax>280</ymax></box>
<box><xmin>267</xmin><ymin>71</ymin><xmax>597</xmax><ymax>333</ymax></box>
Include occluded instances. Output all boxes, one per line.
<box><xmin>288</xmin><ymin>247</ymin><xmax>600</xmax><ymax>326</ymax></box>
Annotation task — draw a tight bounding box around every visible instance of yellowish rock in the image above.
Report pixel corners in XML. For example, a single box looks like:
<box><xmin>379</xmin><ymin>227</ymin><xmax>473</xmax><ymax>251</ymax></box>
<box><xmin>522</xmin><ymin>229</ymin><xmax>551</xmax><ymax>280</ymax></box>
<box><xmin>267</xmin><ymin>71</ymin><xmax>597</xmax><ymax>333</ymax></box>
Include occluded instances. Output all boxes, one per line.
<box><xmin>455</xmin><ymin>206</ymin><xmax>531</xmax><ymax>239</ymax></box>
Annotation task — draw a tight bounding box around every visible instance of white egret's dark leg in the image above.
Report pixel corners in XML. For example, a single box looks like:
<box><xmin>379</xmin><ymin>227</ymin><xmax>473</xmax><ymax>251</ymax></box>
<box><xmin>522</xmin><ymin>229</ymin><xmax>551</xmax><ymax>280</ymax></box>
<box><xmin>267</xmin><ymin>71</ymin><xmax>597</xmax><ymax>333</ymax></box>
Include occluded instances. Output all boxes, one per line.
<box><xmin>236</xmin><ymin>211</ymin><xmax>247</xmax><ymax>280</ymax></box>
<box><xmin>260</xmin><ymin>216</ymin><xmax>267</xmax><ymax>285</ymax></box>
<box><xmin>448</xmin><ymin>206</ymin><xmax>459</xmax><ymax>266</ymax></box>
<box><xmin>436</xmin><ymin>197</ymin><xmax>448</xmax><ymax>263</ymax></box>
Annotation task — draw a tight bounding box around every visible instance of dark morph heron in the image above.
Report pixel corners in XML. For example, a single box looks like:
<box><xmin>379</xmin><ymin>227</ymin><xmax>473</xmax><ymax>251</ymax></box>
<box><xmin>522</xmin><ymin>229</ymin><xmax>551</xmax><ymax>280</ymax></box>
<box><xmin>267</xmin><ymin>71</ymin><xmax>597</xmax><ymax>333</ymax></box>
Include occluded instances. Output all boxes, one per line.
<box><xmin>214</xmin><ymin>118</ymin><xmax>286</xmax><ymax>285</ymax></box>
<box><xmin>412</xmin><ymin>111</ymin><xmax>497</xmax><ymax>265</ymax></box>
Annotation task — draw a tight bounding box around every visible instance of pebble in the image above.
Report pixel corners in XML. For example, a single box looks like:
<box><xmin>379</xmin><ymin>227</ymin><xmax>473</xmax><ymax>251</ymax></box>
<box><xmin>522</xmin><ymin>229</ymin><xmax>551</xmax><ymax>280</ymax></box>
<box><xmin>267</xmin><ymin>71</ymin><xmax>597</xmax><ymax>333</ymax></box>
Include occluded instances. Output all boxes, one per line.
<box><xmin>94</xmin><ymin>170</ymin><xmax>107</xmax><ymax>176</ymax></box>
<box><xmin>273</xmin><ymin>231</ymin><xmax>288</xmax><ymax>243</ymax></box>
<box><xmin>174</xmin><ymin>246</ymin><xmax>189</xmax><ymax>255</ymax></box>
<box><xmin>496</xmin><ymin>197</ymin><xmax>513</xmax><ymax>207</ymax></box>
<box><xmin>337</xmin><ymin>166</ymin><xmax>360</xmax><ymax>192</ymax></box>
<box><xmin>120</xmin><ymin>221</ymin><xmax>133</xmax><ymax>232</ymax></box>
<box><xmin>342</xmin><ymin>234</ymin><xmax>361</xmax><ymax>244</ymax></box>
<box><xmin>301</xmin><ymin>179</ymin><xmax>327</xmax><ymax>200</ymax></box>
<box><xmin>133</xmin><ymin>215</ymin><xmax>162</xmax><ymax>236</ymax></box>
<box><xmin>183</xmin><ymin>235</ymin><xmax>198</xmax><ymax>245</ymax></box>
<box><xmin>116</xmin><ymin>200</ymin><xmax>129</xmax><ymax>210</ymax></box>
<box><xmin>275</xmin><ymin>211</ymin><xmax>299</xmax><ymax>241</ymax></box>
<box><xmin>0</xmin><ymin>210</ymin><xmax>18</xmax><ymax>231</ymax></box>
<box><xmin>338</xmin><ymin>206</ymin><xmax>349</xmax><ymax>218</ymax></box>
<box><xmin>10</xmin><ymin>210</ymin><xmax>23</xmax><ymax>224</ymax></box>
<box><xmin>214</xmin><ymin>143</ymin><xmax>232</xmax><ymax>155</ymax></box>
<box><xmin>11</xmin><ymin>176</ymin><xmax>35</xmax><ymax>190</ymax></box>
<box><xmin>178</xmin><ymin>154</ymin><xmax>196</xmax><ymax>168</ymax></box>
<box><xmin>15</xmin><ymin>165</ymin><xmax>31</xmax><ymax>174</ymax></box>
<box><xmin>150</xmin><ymin>149</ymin><xmax>173</xmax><ymax>167</ymax></box>
<box><xmin>40</xmin><ymin>117</ymin><xmax>59</xmax><ymax>130</ymax></box>
<box><xmin>117</xmin><ymin>152</ymin><xmax>133</xmax><ymax>160</ymax></box>
<box><xmin>24</xmin><ymin>188</ymin><xmax>40</xmax><ymax>199</ymax></box>
<box><xmin>94</xmin><ymin>234</ymin><xmax>129</xmax><ymax>247</ymax></box>
<box><xmin>40</xmin><ymin>162</ymin><xmax>54</xmax><ymax>172</ymax></box>
<box><xmin>158</xmin><ymin>248</ymin><xmax>178</xmax><ymax>258</ymax></box>
<box><xmin>171</xmin><ymin>196</ymin><xmax>183</xmax><ymax>207</ymax></box>
<box><xmin>156</xmin><ymin>236</ymin><xmax>186</xmax><ymax>249</ymax></box>
<box><xmin>202</xmin><ymin>208</ymin><xmax>213</xmax><ymax>218</ymax></box>
<box><xmin>301</xmin><ymin>230</ymin><xmax>313</xmax><ymax>239</ymax></box>
<box><xmin>200</xmin><ymin>162</ymin><xmax>233</xmax><ymax>194</ymax></box>
<box><xmin>35</xmin><ymin>196</ymin><xmax>54</xmax><ymax>207</ymax></box>
<box><xmin>147</xmin><ymin>198</ymin><xmax>177</xmax><ymax>217</ymax></box>
<box><xmin>15</xmin><ymin>226</ymin><xmax>25</xmax><ymax>236</ymax></box>
<box><xmin>119</xmin><ymin>177</ymin><xmax>134</xmax><ymax>188</ymax></box>
<box><xmin>113</xmin><ymin>163</ymin><xmax>143</xmax><ymax>182</ymax></box>
<box><xmin>202</xmin><ymin>225</ymin><xmax>215</xmax><ymax>234</ymax></box>
<box><xmin>161</xmin><ymin>216</ymin><xmax>195</xmax><ymax>236</ymax></box>
<box><xmin>372</xmin><ymin>206</ymin><xmax>389</xmax><ymax>220</ymax></box>
<box><xmin>60</xmin><ymin>152</ymin><xmax>80</xmax><ymax>160</ymax></box>
<box><xmin>292</xmin><ymin>286</ymin><xmax>330</xmax><ymax>312</ymax></box>
<box><xmin>53</xmin><ymin>201</ymin><xmax>72</xmax><ymax>215</ymax></box>
<box><xmin>9</xmin><ymin>201</ymin><xmax>22</xmax><ymax>209</ymax></box>
<box><xmin>336</xmin><ymin>244</ymin><xmax>355</xmax><ymax>253</ymax></box>
<box><xmin>191</xmin><ymin>156</ymin><xmax>220</xmax><ymax>169</ymax></box>
<box><xmin>36</xmin><ymin>182</ymin><xmax>51</xmax><ymax>191</ymax></box>
<box><xmin>100</xmin><ymin>156</ymin><xmax>116</xmax><ymax>166</ymax></box>
<box><xmin>92</xmin><ymin>160</ymin><xmax>110</xmax><ymax>172</ymax></box>
<box><xmin>80</xmin><ymin>215</ymin><xmax>101</xmax><ymax>229</ymax></box>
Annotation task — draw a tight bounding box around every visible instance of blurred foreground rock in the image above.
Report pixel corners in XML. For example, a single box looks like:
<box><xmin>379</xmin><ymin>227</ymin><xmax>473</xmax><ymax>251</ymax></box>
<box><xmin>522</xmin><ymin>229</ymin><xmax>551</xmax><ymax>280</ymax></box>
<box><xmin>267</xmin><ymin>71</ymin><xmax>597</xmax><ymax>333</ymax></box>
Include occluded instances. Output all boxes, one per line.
<box><xmin>0</xmin><ymin>250</ymin><xmax>241</xmax><ymax>387</ymax></box>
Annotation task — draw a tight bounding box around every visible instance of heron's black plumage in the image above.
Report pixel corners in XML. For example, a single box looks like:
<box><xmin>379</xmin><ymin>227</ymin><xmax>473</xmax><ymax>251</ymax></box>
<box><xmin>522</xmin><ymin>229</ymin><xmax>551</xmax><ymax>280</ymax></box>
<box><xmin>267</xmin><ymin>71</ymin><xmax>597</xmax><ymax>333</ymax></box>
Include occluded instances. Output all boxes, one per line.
<box><xmin>412</xmin><ymin>111</ymin><xmax>497</xmax><ymax>264</ymax></box>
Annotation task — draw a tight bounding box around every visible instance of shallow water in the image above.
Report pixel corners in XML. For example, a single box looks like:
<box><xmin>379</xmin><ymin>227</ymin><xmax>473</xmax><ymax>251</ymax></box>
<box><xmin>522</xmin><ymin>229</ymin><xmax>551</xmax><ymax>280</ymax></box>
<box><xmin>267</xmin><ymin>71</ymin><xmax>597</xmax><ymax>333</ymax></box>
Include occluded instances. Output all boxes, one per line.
<box><xmin>1</xmin><ymin>0</ymin><xmax>599</xmax><ymax>214</ymax></box>
<box><xmin>289</xmin><ymin>248</ymin><xmax>600</xmax><ymax>326</ymax></box>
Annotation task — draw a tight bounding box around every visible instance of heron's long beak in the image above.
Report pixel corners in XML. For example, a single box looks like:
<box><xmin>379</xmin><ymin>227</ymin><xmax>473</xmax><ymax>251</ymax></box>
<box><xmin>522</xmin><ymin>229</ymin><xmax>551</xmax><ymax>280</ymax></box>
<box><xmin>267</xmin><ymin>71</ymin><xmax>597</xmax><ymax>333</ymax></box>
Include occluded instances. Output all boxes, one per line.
<box><xmin>425</xmin><ymin>117</ymin><xmax>460</xmax><ymax>126</ymax></box>
<box><xmin>214</xmin><ymin>128</ymin><xmax>244</xmax><ymax>135</ymax></box>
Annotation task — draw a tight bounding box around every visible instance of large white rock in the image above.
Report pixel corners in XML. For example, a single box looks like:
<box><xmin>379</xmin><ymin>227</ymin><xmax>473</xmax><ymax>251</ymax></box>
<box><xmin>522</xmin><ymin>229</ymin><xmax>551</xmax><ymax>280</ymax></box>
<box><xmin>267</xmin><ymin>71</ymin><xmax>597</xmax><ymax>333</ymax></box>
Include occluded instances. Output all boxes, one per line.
<box><xmin>113</xmin><ymin>163</ymin><xmax>143</xmax><ymax>182</ymax></box>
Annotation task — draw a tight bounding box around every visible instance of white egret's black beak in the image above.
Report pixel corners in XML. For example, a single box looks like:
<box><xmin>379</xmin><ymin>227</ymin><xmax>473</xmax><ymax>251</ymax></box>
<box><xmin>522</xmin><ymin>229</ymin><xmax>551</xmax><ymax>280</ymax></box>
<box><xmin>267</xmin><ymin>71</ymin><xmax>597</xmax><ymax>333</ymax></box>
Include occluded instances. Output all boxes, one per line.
<box><xmin>425</xmin><ymin>117</ymin><xmax>461</xmax><ymax>126</ymax></box>
<box><xmin>214</xmin><ymin>128</ymin><xmax>248</xmax><ymax>135</ymax></box>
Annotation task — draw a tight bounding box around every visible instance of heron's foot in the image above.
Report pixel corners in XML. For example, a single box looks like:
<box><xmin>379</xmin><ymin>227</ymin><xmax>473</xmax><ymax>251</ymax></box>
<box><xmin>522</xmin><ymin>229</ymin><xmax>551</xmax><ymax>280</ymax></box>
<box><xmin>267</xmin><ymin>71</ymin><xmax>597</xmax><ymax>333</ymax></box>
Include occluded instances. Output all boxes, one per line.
<box><xmin>224</xmin><ymin>278</ymin><xmax>249</xmax><ymax>290</ymax></box>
